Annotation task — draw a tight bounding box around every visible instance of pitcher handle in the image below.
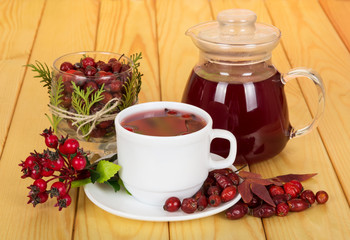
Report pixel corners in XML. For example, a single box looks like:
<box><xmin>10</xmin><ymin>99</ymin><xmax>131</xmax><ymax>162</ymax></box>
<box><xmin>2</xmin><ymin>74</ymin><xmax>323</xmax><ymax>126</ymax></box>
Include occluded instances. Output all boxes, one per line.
<box><xmin>281</xmin><ymin>68</ymin><xmax>325</xmax><ymax>139</ymax></box>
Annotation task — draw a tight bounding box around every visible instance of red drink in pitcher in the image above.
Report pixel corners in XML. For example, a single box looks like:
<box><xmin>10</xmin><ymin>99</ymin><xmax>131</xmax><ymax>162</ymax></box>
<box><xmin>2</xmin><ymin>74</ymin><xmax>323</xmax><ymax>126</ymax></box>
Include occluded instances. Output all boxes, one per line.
<box><xmin>183</xmin><ymin>64</ymin><xmax>291</xmax><ymax>164</ymax></box>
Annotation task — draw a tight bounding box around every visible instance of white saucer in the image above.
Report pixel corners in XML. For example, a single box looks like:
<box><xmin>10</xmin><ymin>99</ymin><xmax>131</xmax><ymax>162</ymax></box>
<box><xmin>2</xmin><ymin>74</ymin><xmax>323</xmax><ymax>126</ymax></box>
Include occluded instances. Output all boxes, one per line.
<box><xmin>83</xmin><ymin>155</ymin><xmax>241</xmax><ymax>222</ymax></box>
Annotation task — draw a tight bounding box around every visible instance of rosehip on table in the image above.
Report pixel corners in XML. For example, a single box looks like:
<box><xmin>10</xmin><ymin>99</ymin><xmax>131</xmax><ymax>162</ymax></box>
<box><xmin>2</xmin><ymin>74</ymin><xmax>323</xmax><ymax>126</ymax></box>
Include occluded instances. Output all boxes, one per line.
<box><xmin>28</xmin><ymin>192</ymin><xmax>49</xmax><ymax>207</ymax></box>
<box><xmin>287</xmin><ymin>199</ymin><xmax>310</xmax><ymax>212</ymax></box>
<box><xmin>316</xmin><ymin>190</ymin><xmax>329</xmax><ymax>204</ymax></box>
<box><xmin>269</xmin><ymin>185</ymin><xmax>285</xmax><ymax>197</ymax></box>
<box><xmin>225</xmin><ymin>202</ymin><xmax>248</xmax><ymax>220</ymax></box>
<box><xmin>251</xmin><ymin>204</ymin><xmax>276</xmax><ymax>218</ymax></box>
<box><xmin>300</xmin><ymin>190</ymin><xmax>316</xmax><ymax>205</ymax></box>
<box><xmin>284</xmin><ymin>182</ymin><xmax>301</xmax><ymax>198</ymax></box>
<box><xmin>276</xmin><ymin>202</ymin><xmax>289</xmax><ymax>217</ymax></box>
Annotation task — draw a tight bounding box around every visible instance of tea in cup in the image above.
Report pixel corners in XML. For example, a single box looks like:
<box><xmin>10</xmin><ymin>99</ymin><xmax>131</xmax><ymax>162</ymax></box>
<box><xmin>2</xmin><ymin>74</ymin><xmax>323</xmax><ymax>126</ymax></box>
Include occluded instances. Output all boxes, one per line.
<box><xmin>115</xmin><ymin>101</ymin><xmax>237</xmax><ymax>206</ymax></box>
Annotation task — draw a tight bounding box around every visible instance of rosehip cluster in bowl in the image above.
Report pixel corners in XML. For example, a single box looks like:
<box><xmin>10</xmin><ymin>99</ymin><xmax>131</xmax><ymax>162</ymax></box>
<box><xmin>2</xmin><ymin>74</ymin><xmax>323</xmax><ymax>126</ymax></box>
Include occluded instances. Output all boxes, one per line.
<box><xmin>52</xmin><ymin>51</ymin><xmax>134</xmax><ymax>140</ymax></box>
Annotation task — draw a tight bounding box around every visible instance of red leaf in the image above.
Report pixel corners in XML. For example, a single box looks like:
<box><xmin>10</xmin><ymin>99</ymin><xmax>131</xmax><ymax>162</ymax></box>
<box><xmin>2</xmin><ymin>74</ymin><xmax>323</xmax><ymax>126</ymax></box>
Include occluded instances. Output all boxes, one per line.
<box><xmin>250</xmin><ymin>183</ymin><xmax>276</xmax><ymax>207</ymax></box>
<box><xmin>275</xmin><ymin>173</ymin><xmax>317</xmax><ymax>183</ymax></box>
<box><xmin>238</xmin><ymin>180</ymin><xmax>253</xmax><ymax>203</ymax></box>
<box><xmin>239</xmin><ymin>171</ymin><xmax>262</xmax><ymax>179</ymax></box>
<box><xmin>247</xmin><ymin>178</ymin><xmax>274</xmax><ymax>186</ymax></box>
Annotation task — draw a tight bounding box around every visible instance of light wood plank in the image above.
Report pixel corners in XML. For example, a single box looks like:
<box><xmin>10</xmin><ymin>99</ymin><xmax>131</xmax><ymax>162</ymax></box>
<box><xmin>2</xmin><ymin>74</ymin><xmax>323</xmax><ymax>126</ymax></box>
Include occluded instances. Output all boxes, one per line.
<box><xmin>156</xmin><ymin>0</ymin><xmax>214</xmax><ymax>102</ymax></box>
<box><xmin>73</xmin><ymin>1</ymin><xmax>168</xmax><ymax>239</ymax></box>
<box><xmin>319</xmin><ymin>0</ymin><xmax>350</xmax><ymax>52</ymax></box>
<box><xmin>210</xmin><ymin>0</ymin><xmax>350</xmax><ymax>239</ymax></box>
<box><xmin>0</xmin><ymin>0</ymin><xmax>99</xmax><ymax>239</ymax></box>
<box><xmin>265</xmin><ymin>0</ymin><xmax>350</xmax><ymax>203</ymax></box>
<box><xmin>0</xmin><ymin>0</ymin><xmax>45</xmax><ymax>156</ymax></box>
<box><xmin>95</xmin><ymin>0</ymin><xmax>161</xmax><ymax>103</ymax></box>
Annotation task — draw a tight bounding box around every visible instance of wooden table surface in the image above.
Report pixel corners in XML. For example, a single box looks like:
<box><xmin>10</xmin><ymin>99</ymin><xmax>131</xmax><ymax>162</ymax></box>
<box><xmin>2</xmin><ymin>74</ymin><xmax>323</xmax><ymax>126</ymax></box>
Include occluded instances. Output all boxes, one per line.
<box><xmin>1</xmin><ymin>0</ymin><xmax>350</xmax><ymax>239</ymax></box>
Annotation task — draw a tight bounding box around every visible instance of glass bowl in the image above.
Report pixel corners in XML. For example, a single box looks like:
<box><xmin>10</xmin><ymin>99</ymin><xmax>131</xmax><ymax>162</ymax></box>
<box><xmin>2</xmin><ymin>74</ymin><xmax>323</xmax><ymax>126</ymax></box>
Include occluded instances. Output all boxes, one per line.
<box><xmin>51</xmin><ymin>51</ymin><xmax>137</xmax><ymax>160</ymax></box>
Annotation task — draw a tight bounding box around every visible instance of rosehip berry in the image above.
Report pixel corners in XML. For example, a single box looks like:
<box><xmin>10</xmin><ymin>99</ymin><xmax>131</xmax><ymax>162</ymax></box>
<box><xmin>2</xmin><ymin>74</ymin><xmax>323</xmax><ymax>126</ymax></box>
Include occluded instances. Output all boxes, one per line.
<box><xmin>30</xmin><ymin>167</ymin><xmax>42</xmax><ymax>180</ymax></box>
<box><xmin>181</xmin><ymin>198</ymin><xmax>197</xmax><ymax>214</ymax></box>
<box><xmin>208</xmin><ymin>194</ymin><xmax>221</xmax><ymax>207</ymax></box>
<box><xmin>284</xmin><ymin>182</ymin><xmax>301</xmax><ymax>198</ymax></box>
<box><xmin>276</xmin><ymin>202</ymin><xmax>289</xmax><ymax>217</ymax></box>
<box><xmin>227</xmin><ymin>172</ymin><xmax>240</xmax><ymax>185</ymax></box>
<box><xmin>213</xmin><ymin>173</ymin><xmax>233</xmax><ymax>189</ymax></box>
<box><xmin>197</xmin><ymin>195</ymin><xmax>208</xmax><ymax>211</ymax></box>
<box><xmin>207</xmin><ymin>185</ymin><xmax>221</xmax><ymax>196</ymax></box>
<box><xmin>84</xmin><ymin>65</ymin><xmax>97</xmax><ymax>76</ymax></box>
<box><xmin>23</xmin><ymin>155</ymin><xmax>37</xmax><ymax>168</ymax></box>
<box><xmin>60</xmin><ymin>62</ymin><xmax>74</xmax><ymax>72</ymax></box>
<box><xmin>110</xmin><ymin>60</ymin><xmax>122</xmax><ymax>73</ymax></box>
<box><xmin>225</xmin><ymin>202</ymin><xmax>248</xmax><ymax>220</ymax></box>
<box><xmin>55</xmin><ymin>194</ymin><xmax>72</xmax><ymax>211</ymax></box>
<box><xmin>59</xmin><ymin>138</ymin><xmax>79</xmax><ymax>155</ymax></box>
<box><xmin>41</xmin><ymin>165</ymin><xmax>54</xmax><ymax>177</ymax></box>
<box><xmin>50</xmin><ymin>182</ymin><xmax>67</xmax><ymax>198</ymax></box>
<box><xmin>247</xmin><ymin>194</ymin><xmax>262</xmax><ymax>208</ymax></box>
<box><xmin>192</xmin><ymin>188</ymin><xmax>204</xmax><ymax>201</ymax></box>
<box><xmin>28</xmin><ymin>192</ymin><xmax>49</xmax><ymax>207</ymax></box>
<box><xmin>300</xmin><ymin>190</ymin><xmax>316</xmax><ymax>205</ymax></box>
<box><xmin>163</xmin><ymin>197</ymin><xmax>181</xmax><ymax>212</ymax></box>
<box><xmin>221</xmin><ymin>186</ymin><xmax>237</xmax><ymax>202</ymax></box>
<box><xmin>71</xmin><ymin>155</ymin><xmax>86</xmax><ymax>171</ymax></box>
<box><xmin>84</xmin><ymin>81</ymin><xmax>98</xmax><ymax>92</ymax></box>
<box><xmin>96</xmin><ymin>61</ymin><xmax>111</xmax><ymax>72</ymax></box>
<box><xmin>81</xmin><ymin>57</ymin><xmax>96</xmax><ymax>68</ymax></box>
<box><xmin>287</xmin><ymin>199</ymin><xmax>310</xmax><ymax>212</ymax></box>
<box><xmin>290</xmin><ymin>180</ymin><xmax>303</xmax><ymax>192</ymax></box>
<box><xmin>41</xmin><ymin>129</ymin><xmax>59</xmax><ymax>149</ymax></box>
<box><xmin>272</xmin><ymin>193</ymin><xmax>292</xmax><ymax>206</ymax></box>
<box><xmin>31</xmin><ymin>179</ymin><xmax>47</xmax><ymax>193</ymax></box>
<box><xmin>269</xmin><ymin>185</ymin><xmax>285</xmax><ymax>197</ymax></box>
<box><xmin>100</xmin><ymin>92</ymin><xmax>113</xmax><ymax>104</ymax></box>
<box><xmin>48</xmin><ymin>154</ymin><xmax>64</xmax><ymax>171</ymax></box>
<box><xmin>251</xmin><ymin>204</ymin><xmax>276</xmax><ymax>218</ymax></box>
<box><xmin>316</xmin><ymin>190</ymin><xmax>329</xmax><ymax>204</ymax></box>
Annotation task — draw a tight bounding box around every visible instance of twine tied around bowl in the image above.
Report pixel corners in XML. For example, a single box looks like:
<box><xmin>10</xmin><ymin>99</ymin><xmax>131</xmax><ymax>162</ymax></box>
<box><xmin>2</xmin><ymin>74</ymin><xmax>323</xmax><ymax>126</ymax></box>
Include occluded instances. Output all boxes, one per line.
<box><xmin>48</xmin><ymin>97</ymin><xmax>121</xmax><ymax>139</ymax></box>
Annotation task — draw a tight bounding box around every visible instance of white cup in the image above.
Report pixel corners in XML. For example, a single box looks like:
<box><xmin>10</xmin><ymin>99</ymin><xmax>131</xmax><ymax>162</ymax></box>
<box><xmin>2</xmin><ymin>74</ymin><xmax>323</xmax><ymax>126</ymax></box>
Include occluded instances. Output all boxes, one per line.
<box><xmin>115</xmin><ymin>101</ymin><xmax>237</xmax><ymax>206</ymax></box>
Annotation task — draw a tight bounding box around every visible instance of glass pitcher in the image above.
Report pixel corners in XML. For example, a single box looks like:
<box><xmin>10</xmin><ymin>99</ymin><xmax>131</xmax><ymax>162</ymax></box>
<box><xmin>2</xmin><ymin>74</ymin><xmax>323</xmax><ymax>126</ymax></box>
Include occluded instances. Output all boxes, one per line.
<box><xmin>182</xmin><ymin>9</ymin><xmax>325</xmax><ymax>165</ymax></box>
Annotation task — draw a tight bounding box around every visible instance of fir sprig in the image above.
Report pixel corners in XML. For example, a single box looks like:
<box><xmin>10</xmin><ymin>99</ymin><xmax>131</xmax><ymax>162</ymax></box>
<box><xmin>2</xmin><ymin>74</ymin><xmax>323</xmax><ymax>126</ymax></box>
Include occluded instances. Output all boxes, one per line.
<box><xmin>46</xmin><ymin>76</ymin><xmax>65</xmax><ymax>132</ymax></box>
<box><xmin>118</xmin><ymin>52</ymin><xmax>143</xmax><ymax>111</ymax></box>
<box><xmin>26</xmin><ymin>61</ymin><xmax>53</xmax><ymax>93</ymax></box>
<box><xmin>71</xmin><ymin>82</ymin><xmax>106</xmax><ymax>139</ymax></box>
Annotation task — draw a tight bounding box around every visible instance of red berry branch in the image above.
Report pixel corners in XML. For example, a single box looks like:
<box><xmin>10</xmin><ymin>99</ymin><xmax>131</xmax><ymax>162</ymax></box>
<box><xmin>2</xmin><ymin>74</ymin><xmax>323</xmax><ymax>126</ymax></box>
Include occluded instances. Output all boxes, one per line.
<box><xmin>19</xmin><ymin>128</ymin><xmax>120</xmax><ymax>210</ymax></box>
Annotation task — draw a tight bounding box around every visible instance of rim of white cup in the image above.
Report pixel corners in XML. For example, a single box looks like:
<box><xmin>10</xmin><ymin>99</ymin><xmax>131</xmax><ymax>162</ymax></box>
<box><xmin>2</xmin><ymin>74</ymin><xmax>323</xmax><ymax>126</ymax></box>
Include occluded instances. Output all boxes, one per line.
<box><xmin>115</xmin><ymin>101</ymin><xmax>213</xmax><ymax>140</ymax></box>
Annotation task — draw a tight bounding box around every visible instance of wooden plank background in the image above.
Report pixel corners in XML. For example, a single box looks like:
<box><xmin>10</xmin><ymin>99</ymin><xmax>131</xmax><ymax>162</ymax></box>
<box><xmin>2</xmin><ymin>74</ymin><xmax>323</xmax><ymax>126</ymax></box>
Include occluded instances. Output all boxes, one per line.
<box><xmin>0</xmin><ymin>0</ymin><xmax>350</xmax><ymax>239</ymax></box>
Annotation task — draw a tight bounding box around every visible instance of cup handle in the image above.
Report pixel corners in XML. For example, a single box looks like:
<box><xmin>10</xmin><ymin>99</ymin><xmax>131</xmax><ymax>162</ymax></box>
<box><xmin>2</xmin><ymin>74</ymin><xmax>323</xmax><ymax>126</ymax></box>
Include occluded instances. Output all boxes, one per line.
<box><xmin>281</xmin><ymin>68</ymin><xmax>326</xmax><ymax>139</ymax></box>
<box><xmin>208</xmin><ymin>129</ymin><xmax>237</xmax><ymax>169</ymax></box>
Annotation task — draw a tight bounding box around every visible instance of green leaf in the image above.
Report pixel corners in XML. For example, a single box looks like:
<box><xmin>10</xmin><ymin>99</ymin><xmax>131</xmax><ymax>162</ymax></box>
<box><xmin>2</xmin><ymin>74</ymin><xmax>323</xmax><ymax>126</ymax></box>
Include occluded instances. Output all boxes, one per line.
<box><xmin>71</xmin><ymin>178</ymin><xmax>92</xmax><ymax>188</ymax></box>
<box><xmin>95</xmin><ymin>160</ymin><xmax>121</xmax><ymax>183</ymax></box>
<box><xmin>89</xmin><ymin>169</ymin><xmax>101</xmax><ymax>183</ymax></box>
<box><xmin>106</xmin><ymin>177</ymin><xmax>121</xmax><ymax>192</ymax></box>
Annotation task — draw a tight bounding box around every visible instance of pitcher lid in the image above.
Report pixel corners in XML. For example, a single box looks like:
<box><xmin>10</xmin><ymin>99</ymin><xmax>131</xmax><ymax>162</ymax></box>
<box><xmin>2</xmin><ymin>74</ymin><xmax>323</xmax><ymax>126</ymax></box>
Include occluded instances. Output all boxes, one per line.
<box><xmin>186</xmin><ymin>9</ymin><xmax>281</xmax><ymax>62</ymax></box>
